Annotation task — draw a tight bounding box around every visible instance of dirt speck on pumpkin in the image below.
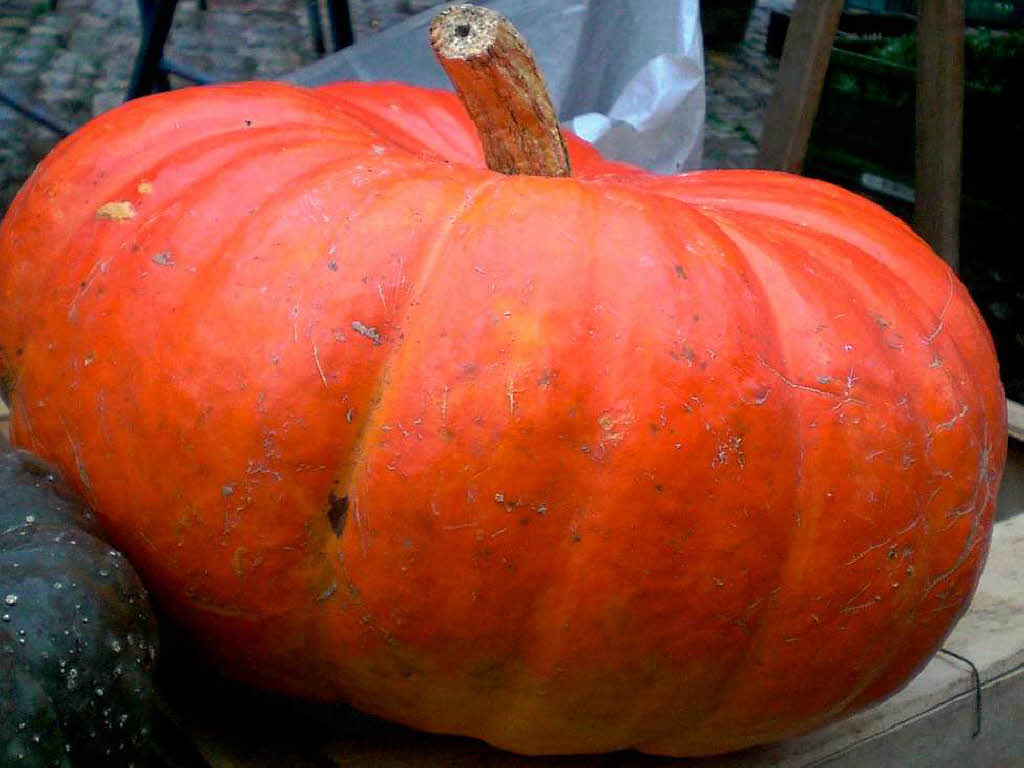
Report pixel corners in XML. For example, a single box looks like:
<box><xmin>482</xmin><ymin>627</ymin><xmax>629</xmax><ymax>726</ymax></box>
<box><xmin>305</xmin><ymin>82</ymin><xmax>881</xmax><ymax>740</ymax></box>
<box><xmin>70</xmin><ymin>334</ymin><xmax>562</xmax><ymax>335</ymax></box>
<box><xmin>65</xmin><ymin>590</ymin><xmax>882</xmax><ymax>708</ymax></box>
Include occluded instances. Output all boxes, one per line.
<box><xmin>351</xmin><ymin>321</ymin><xmax>382</xmax><ymax>345</ymax></box>
<box><xmin>151</xmin><ymin>250</ymin><xmax>174</xmax><ymax>267</ymax></box>
<box><xmin>317</xmin><ymin>582</ymin><xmax>338</xmax><ymax>602</ymax></box>
<box><xmin>137</xmin><ymin>182</ymin><xmax>153</xmax><ymax>195</ymax></box>
<box><xmin>96</xmin><ymin>201</ymin><xmax>136</xmax><ymax>220</ymax></box>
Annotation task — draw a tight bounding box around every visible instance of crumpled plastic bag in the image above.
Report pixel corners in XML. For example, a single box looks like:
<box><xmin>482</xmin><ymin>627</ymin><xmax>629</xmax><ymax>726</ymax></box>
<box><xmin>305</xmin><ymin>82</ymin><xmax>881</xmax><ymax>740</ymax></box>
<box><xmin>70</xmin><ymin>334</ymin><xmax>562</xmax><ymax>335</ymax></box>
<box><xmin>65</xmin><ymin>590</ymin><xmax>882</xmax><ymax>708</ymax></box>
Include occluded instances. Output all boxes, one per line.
<box><xmin>288</xmin><ymin>0</ymin><xmax>704</xmax><ymax>173</ymax></box>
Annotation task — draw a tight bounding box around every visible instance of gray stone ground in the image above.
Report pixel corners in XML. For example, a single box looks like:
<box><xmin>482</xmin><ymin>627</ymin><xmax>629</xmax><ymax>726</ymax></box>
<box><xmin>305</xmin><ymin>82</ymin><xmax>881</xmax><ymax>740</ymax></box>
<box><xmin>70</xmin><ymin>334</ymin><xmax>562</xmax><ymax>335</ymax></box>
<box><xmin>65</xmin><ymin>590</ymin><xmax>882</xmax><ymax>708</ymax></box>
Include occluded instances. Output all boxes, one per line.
<box><xmin>0</xmin><ymin>0</ymin><xmax>776</xmax><ymax>213</ymax></box>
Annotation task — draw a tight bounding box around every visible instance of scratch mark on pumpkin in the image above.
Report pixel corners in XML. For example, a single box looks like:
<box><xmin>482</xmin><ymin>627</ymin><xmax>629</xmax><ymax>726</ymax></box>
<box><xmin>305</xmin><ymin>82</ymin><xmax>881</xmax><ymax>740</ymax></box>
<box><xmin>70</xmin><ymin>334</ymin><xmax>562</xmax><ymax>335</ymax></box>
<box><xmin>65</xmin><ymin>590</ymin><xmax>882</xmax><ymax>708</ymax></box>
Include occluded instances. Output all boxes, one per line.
<box><xmin>923</xmin><ymin>273</ymin><xmax>954</xmax><ymax>345</ymax></box>
<box><xmin>712</xmin><ymin>433</ymin><xmax>745</xmax><ymax>468</ymax></box>
<box><xmin>842</xmin><ymin>596</ymin><xmax>883</xmax><ymax>614</ymax></box>
<box><xmin>923</xmin><ymin>427</ymin><xmax>994</xmax><ymax>596</ymax></box>
<box><xmin>845</xmin><ymin>537</ymin><xmax>892</xmax><ymax>566</ymax></box>
<box><xmin>841</xmin><ymin>582</ymin><xmax>882</xmax><ymax>614</ymax></box>
<box><xmin>58</xmin><ymin>415</ymin><xmax>91</xmax><ymax>494</ymax></box>
<box><xmin>896</xmin><ymin>495</ymin><xmax>933</xmax><ymax>537</ymax></box>
<box><xmin>933</xmin><ymin>404</ymin><xmax>969</xmax><ymax>434</ymax></box>
<box><xmin>758</xmin><ymin>357</ymin><xmax>841</xmax><ymax>400</ymax></box>
<box><xmin>312</xmin><ymin>342</ymin><xmax>328</xmax><ymax>388</ymax></box>
<box><xmin>507</xmin><ymin>375</ymin><xmax>524</xmax><ymax>418</ymax></box>
<box><xmin>317</xmin><ymin>582</ymin><xmax>338</xmax><ymax>602</ymax></box>
<box><xmin>67</xmin><ymin>258</ymin><xmax>111</xmax><ymax>322</ymax></box>
<box><xmin>96</xmin><ymin>201</ymin><xmax>136</xmax><ymax>220</ymax></box>
<box><xmin>378</xmin><ymin>283</ymin><xmax>387</xmax><ymax>311</ymax></box>
<box><xmin>759</xmin><ymin>356</ymin><xmax>867</xmax><ymax>406</ymax></box>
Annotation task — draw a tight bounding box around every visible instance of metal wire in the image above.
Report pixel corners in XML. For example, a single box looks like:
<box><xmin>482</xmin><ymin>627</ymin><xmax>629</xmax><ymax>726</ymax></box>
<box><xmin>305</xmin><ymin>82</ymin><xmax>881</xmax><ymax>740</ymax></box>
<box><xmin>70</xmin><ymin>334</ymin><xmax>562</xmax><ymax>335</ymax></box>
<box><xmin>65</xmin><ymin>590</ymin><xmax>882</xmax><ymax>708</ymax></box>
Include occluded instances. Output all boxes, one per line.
<box><xmin>938</xmin><ymin>647</ymin><xmax>982</xmax><ymax>739</ymax></box>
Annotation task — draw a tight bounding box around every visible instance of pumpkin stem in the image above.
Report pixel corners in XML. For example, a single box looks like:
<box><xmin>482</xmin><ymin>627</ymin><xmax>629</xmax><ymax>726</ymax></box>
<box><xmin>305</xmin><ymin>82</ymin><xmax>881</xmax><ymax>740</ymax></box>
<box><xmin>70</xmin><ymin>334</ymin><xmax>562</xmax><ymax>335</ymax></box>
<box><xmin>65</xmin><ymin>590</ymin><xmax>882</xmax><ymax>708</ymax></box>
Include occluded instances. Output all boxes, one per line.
<box><xmin>430</xmin><ymin>4</ymin><xmax>571</xmax><ymax>177</ymax></box>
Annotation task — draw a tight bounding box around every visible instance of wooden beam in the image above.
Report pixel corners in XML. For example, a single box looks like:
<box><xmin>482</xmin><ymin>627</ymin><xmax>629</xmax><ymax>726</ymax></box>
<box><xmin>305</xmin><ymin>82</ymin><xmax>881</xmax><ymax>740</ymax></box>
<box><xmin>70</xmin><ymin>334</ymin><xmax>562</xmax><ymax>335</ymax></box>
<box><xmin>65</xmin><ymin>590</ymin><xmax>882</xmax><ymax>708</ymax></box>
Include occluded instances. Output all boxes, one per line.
<box><xmin>914</xmin><ymin>0</ymin><xmax>965</xmax><ymax>271</ymax></box>
<box><xmin>757</xmin><ymin>0</ymin><xmax>844</xmax><ymax>173</ymax></box>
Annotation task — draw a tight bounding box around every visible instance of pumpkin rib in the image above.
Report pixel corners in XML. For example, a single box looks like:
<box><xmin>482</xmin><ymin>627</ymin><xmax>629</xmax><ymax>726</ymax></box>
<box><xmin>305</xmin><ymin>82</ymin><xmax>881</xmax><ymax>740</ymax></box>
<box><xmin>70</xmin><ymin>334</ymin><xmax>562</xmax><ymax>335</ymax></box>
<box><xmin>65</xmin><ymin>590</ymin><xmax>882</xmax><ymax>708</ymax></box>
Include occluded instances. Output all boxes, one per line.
<box><xmin>100</xmin><ymin>160</ymin><xmax>486</xmax><ymax>614</ymax></box>
<box><xmin>643</xmin><ymin>204</ymin><xmax>978</xmax><ymax>753</ymax></box>
<box><xmin>4</xmin><ymin>83</ymin><xmax>429</xmax><ymax>257</ymax></box>
<box><xmin>640</xmin><ymin>218</ymin><xmax>820</xmax><ymax>750</ymax></box>
<box><xmin>643</xmin><ymin>172</ymin><xmax>955</xmax><ymax>327</ymax></box>
<box><xmin>0</xmin><ymin>133</ymin><xmax>383</xmax><ymax>420</ymax></box>
<box><xmin>630</xmin><ymin>174</ymin><xmax>1004</xmax><ymax>601</ymax></box>
<box><xmin>504</xmin><ymin>181</ymin><xmax>626</xmax><ymax>750</ymax></box>
<box><xmin>20</xmin><ymin>84</ymin><xmax>382</xmax><ymax>214</ymax></box>
<box><xmin>86</xmin><ymin>140</ymin><xmax>435</xmax><ymax>325</ymax></box>
<box><xmin>627</xmin><ymin>172</ymin><xmax>946</xmax><ymax>310</ymax></box>
<box><xmin>120</xmin><ymin>153</ymin><xmax>450</xmax><ymax>337</ymax></box>
<box><xmin>313</xmin><ymin>83</ymin><xmax>482</xmax><ymax>167</ymax></box>
<box><xmin>719</xmin><ymin>214</ymin><xmax>941</xmax><ymax>730</ymax></box>
<box><xmin>512</xmin><ymin>182</ymin><xmax>805</xmax><ymax>753</ymax></box>
<box><xmin>724</xmin><ymin>201</ymin><xmax>995</xmax><ymax>749</ymax></box>
<box><xmin>739</xmin><ymin>211</ymin><xmax>1002</xmax><ymax>616</ymax></box>
<box><xmin>588</xmin><ymin>188</ymin><xmax>802</xmax><ymax>749</ymax></box>
<box><xmin>0</xmin><ymin>126</ymin><xmax>385</xmax><ymax>371</ymax></box>
<box><xmin>331</xmin><ymin>174</ymin><xmax>502</xmax><ymax>550</ymax></box>
<box><xmin>702</xmin><ymin>202</ymin><xmax>1006</xmax><ymax>573</ymax></box>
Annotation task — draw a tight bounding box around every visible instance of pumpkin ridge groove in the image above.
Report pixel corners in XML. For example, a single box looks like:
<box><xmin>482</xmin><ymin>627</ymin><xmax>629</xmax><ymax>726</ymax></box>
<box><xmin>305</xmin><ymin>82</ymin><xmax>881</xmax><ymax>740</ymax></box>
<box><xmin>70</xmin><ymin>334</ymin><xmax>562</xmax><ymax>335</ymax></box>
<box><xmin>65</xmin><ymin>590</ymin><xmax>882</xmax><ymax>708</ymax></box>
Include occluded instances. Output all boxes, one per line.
<box><xmin>702</xmin><ymin>214</ymin><xmax>928</xmax><ymax>739</ymax></box>
<box><xmin>646</xmin><ymin>215</ymin><xmax>807</xmax><ymax>745</ymax></box>
<box><xmin>498</xmin><ymin>182</ymin><xmax>608</xmax><ymax>748</ymax></box>
<box><xmin>328</xmin><ymin>176</ymin><xmax>502</xmax><ymax>551</ymax></box>
<box><xmin>312</xmin><ymin>85</ymin><xmax>474</xmax><ymax>165</ymax></box>
<box><xmin>31</xmin><ymin>146</ymin><xmax>374</xmax><ymax>346</ymax></box>
<box><xmin>720</xmin><ymin>213</ymin><xmax>998</xmax><ymax>620</ymax></box>
<box><xmin>724</xmin><ymin>215</ymin><xmax>929</xmax><ymax>726</ymax></box>
<box><xmin>1</xmin><ymin>130</ymin><xmax>380</xmax><ymax>369</ymax></box>
<box><xmin>683</xmin><ymin>210</ymin><xmax>994</xmax><ymax>741</ymax></box>
<box><xmin>113</xmin><ymin>155</ymin><xmax>448</xmax><ymax>348</ymax></box>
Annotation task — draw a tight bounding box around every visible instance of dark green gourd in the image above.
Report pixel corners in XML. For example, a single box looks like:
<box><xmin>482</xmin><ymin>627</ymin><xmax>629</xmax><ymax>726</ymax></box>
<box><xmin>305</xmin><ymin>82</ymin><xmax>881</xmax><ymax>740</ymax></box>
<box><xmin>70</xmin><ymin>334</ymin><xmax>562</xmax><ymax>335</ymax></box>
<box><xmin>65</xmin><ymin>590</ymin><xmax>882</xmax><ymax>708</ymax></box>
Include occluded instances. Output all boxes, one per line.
<box><xmin>1</xmin><ymin>449</ymin><xmax>158</xmax><ymax>767</ymax></box>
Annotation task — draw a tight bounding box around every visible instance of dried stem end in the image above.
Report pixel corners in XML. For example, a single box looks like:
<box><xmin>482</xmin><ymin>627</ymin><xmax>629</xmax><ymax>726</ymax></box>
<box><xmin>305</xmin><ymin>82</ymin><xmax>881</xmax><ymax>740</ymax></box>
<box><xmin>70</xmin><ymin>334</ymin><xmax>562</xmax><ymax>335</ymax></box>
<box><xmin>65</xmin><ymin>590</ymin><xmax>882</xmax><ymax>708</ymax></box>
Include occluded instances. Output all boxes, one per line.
<box><xmin>430</xmin><ymin>4</ymin><xmax>570</xmax><ymax>177</ymax></box>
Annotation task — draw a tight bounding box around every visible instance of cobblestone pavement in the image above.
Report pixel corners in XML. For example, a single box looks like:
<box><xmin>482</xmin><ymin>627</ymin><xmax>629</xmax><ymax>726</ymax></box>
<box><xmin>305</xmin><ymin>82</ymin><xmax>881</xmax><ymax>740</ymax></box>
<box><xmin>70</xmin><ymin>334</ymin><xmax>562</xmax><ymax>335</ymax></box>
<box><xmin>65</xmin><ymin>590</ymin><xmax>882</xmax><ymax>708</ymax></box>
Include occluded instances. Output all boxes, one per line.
<box><xmin>703</xmin><ymin>3</ymin><xmax>778</xmax><ymax>170</ymax></box>
<box><xmin>0</xmin><ymin>0</ymin><xmax>777</xmax><ymax>214</ymax></box>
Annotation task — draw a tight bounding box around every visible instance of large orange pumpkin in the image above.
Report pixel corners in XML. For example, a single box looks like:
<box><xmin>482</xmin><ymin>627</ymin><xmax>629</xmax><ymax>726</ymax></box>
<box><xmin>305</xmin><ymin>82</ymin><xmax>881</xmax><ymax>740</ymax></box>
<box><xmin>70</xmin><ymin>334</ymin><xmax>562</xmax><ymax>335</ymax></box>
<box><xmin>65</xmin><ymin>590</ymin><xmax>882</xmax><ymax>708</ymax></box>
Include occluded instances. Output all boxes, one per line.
<box><xmin>0</xmin><ymin>7</ymin><xmax>1007</xmax><ymax>757</ymax></box>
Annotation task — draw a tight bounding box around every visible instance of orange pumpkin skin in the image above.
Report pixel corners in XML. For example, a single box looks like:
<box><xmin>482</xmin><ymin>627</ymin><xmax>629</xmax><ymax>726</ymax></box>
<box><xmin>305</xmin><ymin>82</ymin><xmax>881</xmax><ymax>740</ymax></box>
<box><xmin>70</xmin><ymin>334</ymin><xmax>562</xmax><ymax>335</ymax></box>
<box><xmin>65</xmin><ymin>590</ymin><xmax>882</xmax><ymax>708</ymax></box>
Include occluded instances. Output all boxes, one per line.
<box><xmin>0</xmin><ymin>81</ymin><xmax>1007</xmax><ymax>756</ymax></box>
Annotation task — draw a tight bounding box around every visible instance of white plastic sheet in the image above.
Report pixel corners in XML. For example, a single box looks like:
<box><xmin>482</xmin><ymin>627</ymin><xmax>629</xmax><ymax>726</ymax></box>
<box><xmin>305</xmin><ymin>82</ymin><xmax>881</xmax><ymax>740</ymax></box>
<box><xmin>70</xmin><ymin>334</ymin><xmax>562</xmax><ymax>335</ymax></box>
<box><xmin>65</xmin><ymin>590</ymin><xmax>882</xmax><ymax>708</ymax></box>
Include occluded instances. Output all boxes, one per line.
<box><xmin>289</xmin><ymin>0</ymin><xmax>705</xmax><ymax>173</ymax></box>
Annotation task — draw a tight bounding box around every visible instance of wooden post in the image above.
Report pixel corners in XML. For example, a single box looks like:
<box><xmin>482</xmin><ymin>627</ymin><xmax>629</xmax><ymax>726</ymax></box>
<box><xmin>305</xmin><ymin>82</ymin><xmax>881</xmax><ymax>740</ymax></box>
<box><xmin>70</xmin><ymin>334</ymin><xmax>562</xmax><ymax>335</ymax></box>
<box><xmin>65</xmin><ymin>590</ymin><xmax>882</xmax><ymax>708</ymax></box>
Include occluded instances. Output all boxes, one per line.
<box><xmin>756</xmin><ymin>0</ymin><xmax>844</xmax><ymax>173</ymax></box>
<box><xmin>915</xmin><ymin>0</ymin><xmax>964</xmax><ymax>271</ymax></box>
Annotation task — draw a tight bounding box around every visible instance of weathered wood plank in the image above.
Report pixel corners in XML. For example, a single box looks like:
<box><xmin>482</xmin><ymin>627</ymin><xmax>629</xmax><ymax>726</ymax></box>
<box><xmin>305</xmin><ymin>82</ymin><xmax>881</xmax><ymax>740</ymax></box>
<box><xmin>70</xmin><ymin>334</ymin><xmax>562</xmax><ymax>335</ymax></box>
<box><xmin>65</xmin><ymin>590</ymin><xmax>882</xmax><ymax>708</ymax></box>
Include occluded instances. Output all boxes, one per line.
<box><xmin>756</xmin><ymin>0</ymin><xmax>844</xmax><ymax>173</ymax></box>
<box><xmin>914</xmin><ymin>0</ymin><xmax>965</xmax><ymax>271</ymax></box>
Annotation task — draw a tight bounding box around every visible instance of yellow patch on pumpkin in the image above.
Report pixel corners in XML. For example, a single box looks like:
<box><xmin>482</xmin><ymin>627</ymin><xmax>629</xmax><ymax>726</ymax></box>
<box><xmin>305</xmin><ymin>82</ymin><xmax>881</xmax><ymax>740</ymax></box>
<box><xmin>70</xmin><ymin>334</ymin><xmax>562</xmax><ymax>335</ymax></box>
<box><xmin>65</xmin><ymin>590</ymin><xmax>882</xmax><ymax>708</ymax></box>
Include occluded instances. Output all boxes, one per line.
<box><xmin>96</xmin><ymin>201</ymin><xmax>136</xmax><ymax>220</ymax></box>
